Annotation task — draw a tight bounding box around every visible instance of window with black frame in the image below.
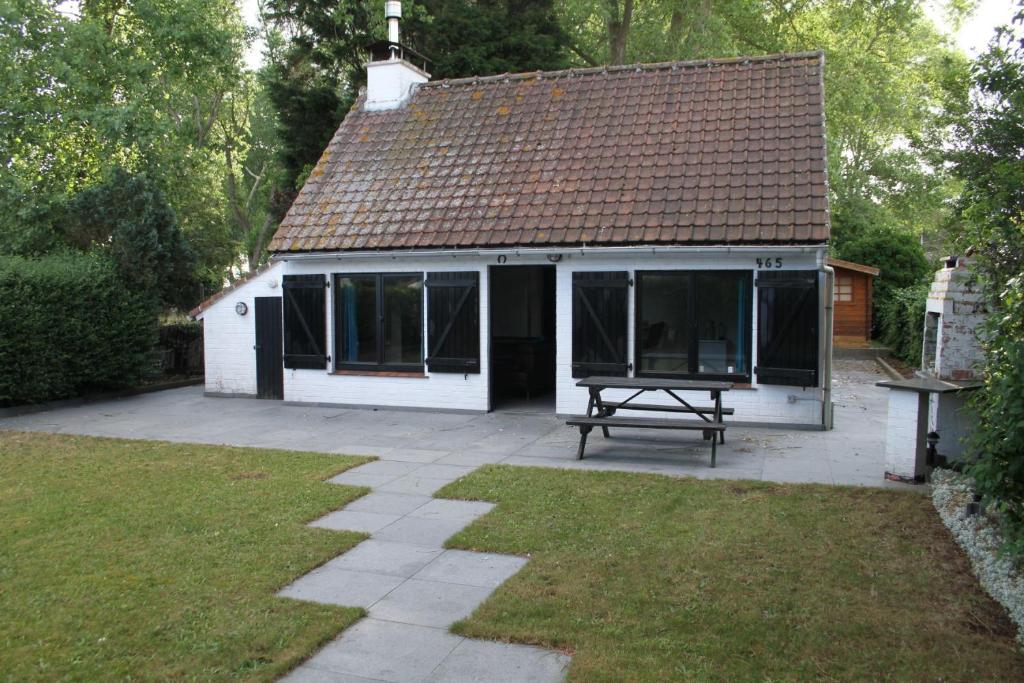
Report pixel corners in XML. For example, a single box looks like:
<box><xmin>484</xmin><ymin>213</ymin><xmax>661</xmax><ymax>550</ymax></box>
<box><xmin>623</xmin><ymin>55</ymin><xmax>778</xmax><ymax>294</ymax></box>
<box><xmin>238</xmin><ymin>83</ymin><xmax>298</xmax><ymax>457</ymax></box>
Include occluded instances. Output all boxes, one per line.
<box><xmin>334</xmin><ymin>273</ymin><xmax>424</xmax><ymax>371</ymax></box>
<box><xmin>636</xmin><ymin>270</ymin><xmax>752</xmax><ymax>380</ymax></box>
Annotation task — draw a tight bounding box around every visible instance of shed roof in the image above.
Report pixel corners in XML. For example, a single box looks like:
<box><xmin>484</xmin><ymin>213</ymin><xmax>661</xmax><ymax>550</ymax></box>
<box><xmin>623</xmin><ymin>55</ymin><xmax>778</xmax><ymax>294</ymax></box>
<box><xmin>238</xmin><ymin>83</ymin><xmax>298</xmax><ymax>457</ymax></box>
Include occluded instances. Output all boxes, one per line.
<box><xmin>828</xmin><ymin>257</ymin><xmax>880</xmax><ymax>276</ymax></box>
<box><xmin>269</xmin><ymin>51</ymin><xmax>829</xmax><ymax>254</ymax></box>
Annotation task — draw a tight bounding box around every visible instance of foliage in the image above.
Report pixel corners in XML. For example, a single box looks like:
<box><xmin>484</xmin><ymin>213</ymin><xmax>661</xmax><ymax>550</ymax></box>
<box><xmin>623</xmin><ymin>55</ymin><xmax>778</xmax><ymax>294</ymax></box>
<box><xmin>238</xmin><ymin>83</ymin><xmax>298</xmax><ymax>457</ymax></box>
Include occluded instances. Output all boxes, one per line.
<box><xmin>948</xmin><ymin>5</ymin><xmax>1024</xmax><ymax>560</ymax></box>
<box><xmin>65</xmin><ymin>169</ymin><xmax>198</xmax><ymax>310</ymax></box>
<box><xmin>0</xmin><ymin>431</ymin><xmax>369</xmax><ymax>680</ymax></box>
<box><xmin>0</xmin><ymin>0</ymin><xmax>256</xmax><ymax>291</ymax></box>
<box><xmin>438</xmin><ymin>465</ymin><xmax>1024</xmax><ymax>680</ymax></box>
<box><xmin>405</xmin><ymin>0</ymin><xmax>567</xmax><ymax>79</ymax></box>
<box><xmin>948</xmin><ymin>7</ymin><xmax>1024</xmax><ymax>287</ymax></box>
<box><xmin>876</xmin><ymin>283</ymin><xmax>929</xmax><ymax>366</ymax></box>
<box><xmin>966</xmin><ymin>277</ymin><xmax>1024</xmax><ymax>559</ymax></box>
<box><xmin>0</xmin><ymin>253</ymin><xmax>158</xmax><ymax>405</ymax></box>
<box><xmin>831</xmin><ymin>195</ymin><xmax>932</xmax><ymax>339</ymax></box>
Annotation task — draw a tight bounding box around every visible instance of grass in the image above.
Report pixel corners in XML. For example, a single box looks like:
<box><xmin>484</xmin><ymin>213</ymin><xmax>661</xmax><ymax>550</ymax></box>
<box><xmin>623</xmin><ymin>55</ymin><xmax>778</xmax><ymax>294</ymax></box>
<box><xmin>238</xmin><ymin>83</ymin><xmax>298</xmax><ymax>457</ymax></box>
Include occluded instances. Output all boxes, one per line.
<box><xmin>437</xmin><ymin>465</ymin><xmax>1024</xmax><ymax>682</ymax></box>
<box><xmin>0</xmin><ymin>431</ymin><xmax>371</xmax><ymax>681</ymax></box>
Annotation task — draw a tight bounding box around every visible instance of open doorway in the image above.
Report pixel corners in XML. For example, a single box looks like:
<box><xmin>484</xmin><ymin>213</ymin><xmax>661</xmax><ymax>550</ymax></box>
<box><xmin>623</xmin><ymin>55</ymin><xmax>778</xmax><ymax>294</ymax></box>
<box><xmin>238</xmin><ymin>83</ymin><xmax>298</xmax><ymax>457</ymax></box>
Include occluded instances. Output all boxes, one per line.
<box><xmin>489</xmin><ymin>265</ymin><xmax>556</xmax><ymax>411</ymax></box>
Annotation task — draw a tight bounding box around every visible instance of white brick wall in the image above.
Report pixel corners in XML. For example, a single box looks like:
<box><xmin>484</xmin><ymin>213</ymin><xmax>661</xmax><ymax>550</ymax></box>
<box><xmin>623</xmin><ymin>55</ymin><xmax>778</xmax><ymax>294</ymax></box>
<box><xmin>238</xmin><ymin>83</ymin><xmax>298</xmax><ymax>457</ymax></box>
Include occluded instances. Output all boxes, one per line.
<box><xmin>198</xmin><ymin>247</ymin><xmax>828</xmax><ymax>425</ymax></box>
<box><xmin>924</xmin><ymin>260</ymin><xmax>985</xmax><ymax>459</ymax></box>
<box><xmin>885</xmin><ymin>389</ymin><xmax>928</xmax><ymax>479</ymax></box>
<box><xmin>200</xmin><ymin>262</ymin><xmax>284</xmax><ymax>396</ymax></box>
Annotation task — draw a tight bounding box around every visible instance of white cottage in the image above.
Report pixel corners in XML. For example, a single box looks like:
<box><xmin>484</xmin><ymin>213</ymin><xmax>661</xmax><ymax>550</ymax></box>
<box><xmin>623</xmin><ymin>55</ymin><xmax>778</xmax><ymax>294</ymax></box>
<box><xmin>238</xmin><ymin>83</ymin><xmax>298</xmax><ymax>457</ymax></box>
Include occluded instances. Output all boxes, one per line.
<box><xmin>192</xmin><ymin>12</ymin><xmax>834</xmax><ymax>429</ymax></box>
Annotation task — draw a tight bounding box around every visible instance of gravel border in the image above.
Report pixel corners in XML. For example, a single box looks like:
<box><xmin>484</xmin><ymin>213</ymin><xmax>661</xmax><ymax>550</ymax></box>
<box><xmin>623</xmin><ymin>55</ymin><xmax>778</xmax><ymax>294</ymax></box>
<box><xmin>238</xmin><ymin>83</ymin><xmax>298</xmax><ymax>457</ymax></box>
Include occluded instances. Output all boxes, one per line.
<box><xmin>931</xmin><ymin>468</ymin><xmax>1024</xmax><ymax>646</ymax></box>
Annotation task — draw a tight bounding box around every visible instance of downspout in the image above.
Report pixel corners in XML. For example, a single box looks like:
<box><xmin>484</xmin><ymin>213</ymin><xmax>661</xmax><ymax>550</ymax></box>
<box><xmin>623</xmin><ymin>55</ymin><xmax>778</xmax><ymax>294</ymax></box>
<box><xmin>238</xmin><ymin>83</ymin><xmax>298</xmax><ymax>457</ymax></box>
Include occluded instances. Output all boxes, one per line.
<box><xmin>820</xmin><ymin>254</ymin><xmax>835</xmax><ymax>430</ymax></box>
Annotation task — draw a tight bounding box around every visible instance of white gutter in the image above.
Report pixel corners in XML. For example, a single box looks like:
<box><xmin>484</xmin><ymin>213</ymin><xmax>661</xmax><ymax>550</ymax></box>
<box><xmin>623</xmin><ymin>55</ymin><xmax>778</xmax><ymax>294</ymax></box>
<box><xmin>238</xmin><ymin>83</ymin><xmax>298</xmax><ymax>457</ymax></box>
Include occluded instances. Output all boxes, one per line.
<box><xmin>275</xmin><ymin>244</ymin><xmax>826</xmax><ymax>262</ymax></box>
<box><xmin>819</xmin><ymin>252</ymin><xmax>835</xmax><ymax>430</ymax></box>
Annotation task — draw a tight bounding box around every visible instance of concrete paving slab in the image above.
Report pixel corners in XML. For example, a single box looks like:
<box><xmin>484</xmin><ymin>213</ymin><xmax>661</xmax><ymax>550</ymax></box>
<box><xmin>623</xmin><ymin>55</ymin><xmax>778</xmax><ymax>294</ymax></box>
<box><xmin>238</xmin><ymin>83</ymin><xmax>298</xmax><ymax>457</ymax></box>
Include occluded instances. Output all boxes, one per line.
<box><xmin>346</xmin><ymin>460</ymin><xmax>424</xmax><ymax>478</ymax></box>
<box><xmin>310</xmin><ymin>509</ymin><xmax>403</xmax><ymax>533</ymax></box>
<box><xmin>279</xmin><ymin>665</ymin><xmax>385</xmax><ymax>683</ymax></box>
<box><xmin>407</xmin><ymin>500</ymin><xmax>494</xmax><ymax>522</ymax></box>
<box><xmin>328</xmin><ymin>472</ymin><xmax>398</xmax><ymax>488</ymax></box>
<box><xmin>426</xmin><ymin>639</ymin><xmax>571</xmax><ymax>683</ymax></box>
<box><xmin>277</xmin><ymin>567</ymin><xmax>404</xmax><ymax>608</ymax></box>
<box><xmin>326</xmin><ymin>540</ymin><xmax>444</xmax><ymax>578</ymax></box>
<box><xmin>0</xmin><ymin>360</ymin><xmax>900</xmax><ymax>489</ymax></box>
<box><xmin>376</xmin><ymin>475</ymin><xmax>453</xmax><ymax>496</ymax></box>
<box><xmin>373</xmin><ymin>516</ymin><xmax>476</xmax><ymax>547</ymax></box>
<box><xmin>301</xmin><ymin>619</ymin><xmax>463</xmax><ymax>682</ymax></box>
<box><xmin>378</xmin><ymin>448</ymin><xmax>453</xmax><ymax>464</ymax></box>
<box><xmin>344</xmin><ymin>492</ymin><xmax>432</xmax><ymax>516</ymax></box>
<box><xmin>369</xmin><ymin>579</ymin><xmax>494</xmax><ymax>628</ymax></box>
<box><xmin>329</xmin><ymin>444</ymin><xmax>395</xmax><ymax>458</ymax></box>
<box><xmin>414</xmin><ymin>550</ymin><xmax>527</xmax><ymax>589</ymax></box>
<box><xmin>433</xmin><ymin>451</ymin><xmax>509</xmax><ymax>467</ymax></box>
<box><xmin>412</xmin><ymin>464</ymin><xmax>477</xmax><ymax>481</ymax></box>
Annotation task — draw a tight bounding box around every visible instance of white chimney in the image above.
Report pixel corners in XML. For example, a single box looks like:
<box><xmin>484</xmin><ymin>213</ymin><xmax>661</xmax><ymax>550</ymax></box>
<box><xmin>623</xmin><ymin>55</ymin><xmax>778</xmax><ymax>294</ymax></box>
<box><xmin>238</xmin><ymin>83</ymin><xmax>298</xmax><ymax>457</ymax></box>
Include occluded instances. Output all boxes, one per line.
<box><xmin>365</xmin><ymin>1</ymin><xmax>430</xmax><ymax>111</ymax></box>
<box><xmin>386</xmin><ymin>0</ymin><xmax>401</xmax><ymax>43</ymax></box>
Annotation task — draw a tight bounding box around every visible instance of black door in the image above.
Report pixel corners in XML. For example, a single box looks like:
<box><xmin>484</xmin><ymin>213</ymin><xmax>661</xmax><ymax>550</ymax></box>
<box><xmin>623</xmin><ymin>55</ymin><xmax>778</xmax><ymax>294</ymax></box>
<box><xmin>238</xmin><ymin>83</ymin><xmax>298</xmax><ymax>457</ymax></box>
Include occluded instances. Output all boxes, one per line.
<box><xmin>255</xmin><ymin>297</ymin><xmax>284</xmax><ymax>399</ymax></box>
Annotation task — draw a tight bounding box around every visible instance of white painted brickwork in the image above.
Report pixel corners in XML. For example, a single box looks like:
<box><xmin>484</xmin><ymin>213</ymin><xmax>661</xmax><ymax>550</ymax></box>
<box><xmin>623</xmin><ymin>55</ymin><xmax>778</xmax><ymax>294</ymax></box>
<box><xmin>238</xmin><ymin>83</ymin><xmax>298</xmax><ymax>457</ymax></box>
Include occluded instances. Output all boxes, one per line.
<box><xmin>924</xmin><ymin>259</ymin><xmax>985</xmax><ymax>459</ymax></box>
<box><xmin>885</xmin><ymin>390</ymin><xmax>926</xmax><ymax>480</ymax></box>
<box><xmin>199</xmin><ymin>247</ymin><xmax>829</xmax><ymax>425</ymax></box>
<box><xmin>201</xmin><ymin>262</ymin><xmax>284</xmax><ymax>396</ymax></box>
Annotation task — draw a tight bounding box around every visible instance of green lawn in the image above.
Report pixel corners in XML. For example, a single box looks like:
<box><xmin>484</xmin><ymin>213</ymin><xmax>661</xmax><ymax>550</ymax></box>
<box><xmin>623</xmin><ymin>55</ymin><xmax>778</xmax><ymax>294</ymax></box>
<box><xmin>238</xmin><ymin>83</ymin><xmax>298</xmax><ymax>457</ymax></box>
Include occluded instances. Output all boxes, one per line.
<box><xmin>438</xmin><ymin>465</ymin><xmax>1024</xmax><ymax>682</ymax></box>
<box><xmin>0</xmin><ymin>431</ymin><xmax>371</xmax><ymax>681</ymax></box>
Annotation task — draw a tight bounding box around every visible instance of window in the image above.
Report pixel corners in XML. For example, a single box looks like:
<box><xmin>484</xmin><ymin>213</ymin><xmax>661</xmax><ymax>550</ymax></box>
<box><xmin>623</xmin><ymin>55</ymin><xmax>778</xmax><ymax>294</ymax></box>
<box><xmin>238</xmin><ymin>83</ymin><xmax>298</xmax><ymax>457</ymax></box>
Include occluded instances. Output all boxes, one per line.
<box><xmin>282</xmin><ymin>274</ymin><xmax>327</xmax><ymax>369</ymax></box>
<box><xmin>572</xmin><ymin>272</ymin><xmax>630</xmax><ymax>377</ymax></box>
<box><xmin>636</xmin><ymin>270</ymin><xmax>752</xmax><ymax>379</ymax></box>
<box><xmin>834</xmin><ymin>275</ymin><xmax>853</xmax><ymax>302</ymax></box>
<box><xmin>755</xmin><ymin>271</ymin><xmax>819</xmax><ymax>387</ymax></box>
<box><xmin>334</xmin><ymin>273</ymin><xmax>423</xmax><ymax>371</ymax></box>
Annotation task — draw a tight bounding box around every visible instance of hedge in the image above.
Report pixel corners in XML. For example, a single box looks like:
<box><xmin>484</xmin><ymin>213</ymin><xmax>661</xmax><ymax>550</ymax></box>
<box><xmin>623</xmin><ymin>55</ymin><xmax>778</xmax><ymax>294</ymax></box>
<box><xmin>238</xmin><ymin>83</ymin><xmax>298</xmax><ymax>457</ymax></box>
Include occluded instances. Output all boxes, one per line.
<box><xmin>877</xmin><ymin>283</ymin><xmax>929</xmax><ymax>366</ymax></box>
<box><xmin>0</xmin><ymin>253</ymin><xmax>158</xmax><ymax>406</ymax></box>
<box><xmin>966</xmin><ymin>275</ymin><xmax>1024</xmax><ymax>560</ymax></box>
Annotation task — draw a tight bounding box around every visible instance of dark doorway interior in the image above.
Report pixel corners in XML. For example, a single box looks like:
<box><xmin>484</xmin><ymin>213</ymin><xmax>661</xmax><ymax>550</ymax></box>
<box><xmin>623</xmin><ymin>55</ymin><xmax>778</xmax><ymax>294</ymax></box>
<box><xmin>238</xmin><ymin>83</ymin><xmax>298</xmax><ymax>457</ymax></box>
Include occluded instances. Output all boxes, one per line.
<box><xmin>489</xmin><ymin>265</ymin><xmax>556</xmax><ymax>410</ymax></box>
<box><xmin>255</xmin><ymin>296</ymin><xmax>284</xmax><ymax>400</ymax></box>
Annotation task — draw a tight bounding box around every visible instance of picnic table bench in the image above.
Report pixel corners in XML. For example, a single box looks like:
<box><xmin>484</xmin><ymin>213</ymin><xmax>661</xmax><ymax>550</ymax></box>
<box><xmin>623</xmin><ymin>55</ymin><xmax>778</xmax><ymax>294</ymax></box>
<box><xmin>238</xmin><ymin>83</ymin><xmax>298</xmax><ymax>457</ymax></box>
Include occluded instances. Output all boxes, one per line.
<box><xmin>566</xmin><ymin>376</ymin><xmax>733</xmax><ymax>467</ymax></box>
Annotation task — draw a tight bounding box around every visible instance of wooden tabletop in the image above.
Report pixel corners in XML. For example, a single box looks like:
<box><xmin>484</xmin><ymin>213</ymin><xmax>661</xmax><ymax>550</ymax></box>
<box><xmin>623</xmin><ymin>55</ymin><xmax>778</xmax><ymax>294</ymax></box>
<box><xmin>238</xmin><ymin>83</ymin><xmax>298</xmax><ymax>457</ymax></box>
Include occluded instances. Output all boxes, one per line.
<box><xmin>575</xmin><ymin>376</ymin><xmax>734</xmax><ymax>391</ymax></box>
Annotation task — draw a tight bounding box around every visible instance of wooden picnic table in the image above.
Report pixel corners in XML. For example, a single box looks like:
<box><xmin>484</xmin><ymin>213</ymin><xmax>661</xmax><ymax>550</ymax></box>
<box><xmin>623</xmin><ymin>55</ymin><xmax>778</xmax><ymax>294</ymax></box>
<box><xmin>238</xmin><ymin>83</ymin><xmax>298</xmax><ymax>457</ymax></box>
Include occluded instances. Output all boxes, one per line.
<box><xmin>566</xmin><ymin>376</ymin><xmax>733</xmax><ymax>466</ymax></box>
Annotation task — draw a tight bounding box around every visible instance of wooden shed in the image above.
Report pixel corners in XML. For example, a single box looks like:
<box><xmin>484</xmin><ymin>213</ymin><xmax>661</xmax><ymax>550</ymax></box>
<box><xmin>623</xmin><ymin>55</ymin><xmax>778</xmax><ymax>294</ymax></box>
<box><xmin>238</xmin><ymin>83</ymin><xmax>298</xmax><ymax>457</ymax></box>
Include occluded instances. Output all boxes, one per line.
<box><xmin>829</xmin><ymin>257</ymin><xmax>880</xmax><ymax>344</ymax></box>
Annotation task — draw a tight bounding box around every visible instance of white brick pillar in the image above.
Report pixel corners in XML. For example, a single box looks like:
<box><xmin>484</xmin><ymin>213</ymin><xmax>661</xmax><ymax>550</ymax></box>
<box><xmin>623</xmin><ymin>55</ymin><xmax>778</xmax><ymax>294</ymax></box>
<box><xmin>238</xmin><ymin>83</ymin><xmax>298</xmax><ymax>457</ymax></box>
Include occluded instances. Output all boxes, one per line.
<box><xmin>884</xmin><ymin>388</ymin><xmax>929</xmax><ymax>483</ymax></box>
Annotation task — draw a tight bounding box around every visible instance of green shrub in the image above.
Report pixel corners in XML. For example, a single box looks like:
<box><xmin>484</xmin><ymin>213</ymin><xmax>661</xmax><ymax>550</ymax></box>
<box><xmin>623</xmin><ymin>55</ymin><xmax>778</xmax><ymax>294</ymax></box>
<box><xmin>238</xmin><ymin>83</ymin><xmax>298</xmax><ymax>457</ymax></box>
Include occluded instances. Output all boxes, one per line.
<box><xmin>877</xmin><ymin>283</ymin><xmax>930</xmax><ymax>366</ymax></box>
<box><xmin>832</xmin><ymin>198</ymin><xmax>932</xmax><ymax>335</ymax></box>
<box><xmin>0</xmin><ymin>253</ymin><xmax>158</xmax><ymax>406</ymax></box>
<box><xmin>966</xmin><ymin>275</ymin><xmax>1024</xmax><ymax>560</ymax></box>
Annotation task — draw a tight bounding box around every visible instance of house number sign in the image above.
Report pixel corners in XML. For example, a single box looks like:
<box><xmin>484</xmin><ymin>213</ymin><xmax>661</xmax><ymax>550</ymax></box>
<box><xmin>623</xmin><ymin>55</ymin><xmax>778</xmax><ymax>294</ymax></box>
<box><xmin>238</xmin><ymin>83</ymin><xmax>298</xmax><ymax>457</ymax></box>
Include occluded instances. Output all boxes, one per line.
<box><xmin>756</xmin><ymin>257</ymin><xmax>784</xmax><ymax>269</ymax></box>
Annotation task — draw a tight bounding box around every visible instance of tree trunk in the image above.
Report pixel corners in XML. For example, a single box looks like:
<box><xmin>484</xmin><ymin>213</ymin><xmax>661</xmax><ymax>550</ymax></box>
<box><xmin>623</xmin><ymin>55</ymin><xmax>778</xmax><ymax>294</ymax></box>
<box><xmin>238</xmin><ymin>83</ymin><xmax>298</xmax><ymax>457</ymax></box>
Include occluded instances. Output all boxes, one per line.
<box><xmin>607</xmin><ymin>0</ymin><xmax>633</xmax><ymax>65</ymax></box>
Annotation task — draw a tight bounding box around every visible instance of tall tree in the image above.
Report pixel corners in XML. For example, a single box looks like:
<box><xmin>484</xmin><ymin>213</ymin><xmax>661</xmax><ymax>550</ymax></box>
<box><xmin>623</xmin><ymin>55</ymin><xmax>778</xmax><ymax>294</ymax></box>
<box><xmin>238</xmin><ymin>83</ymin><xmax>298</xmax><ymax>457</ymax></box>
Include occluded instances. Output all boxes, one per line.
<box><xmin>405</xmin><ymin>0</ymin><xmax>567</xmax><ymax>79</ymax></box>
<box><xmin>0</xmin><ymin>0</ymin><xmax>252</xmax><ymax>293</ymax></box>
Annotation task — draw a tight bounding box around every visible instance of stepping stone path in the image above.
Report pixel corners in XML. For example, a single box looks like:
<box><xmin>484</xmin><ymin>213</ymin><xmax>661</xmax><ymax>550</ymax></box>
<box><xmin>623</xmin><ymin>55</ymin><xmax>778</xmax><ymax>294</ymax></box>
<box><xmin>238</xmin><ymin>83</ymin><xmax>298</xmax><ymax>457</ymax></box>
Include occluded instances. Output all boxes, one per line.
<box><xmin>279</xmin><ymin>459</ymin><xmax>571</xmax><ymax>682</ymax></box>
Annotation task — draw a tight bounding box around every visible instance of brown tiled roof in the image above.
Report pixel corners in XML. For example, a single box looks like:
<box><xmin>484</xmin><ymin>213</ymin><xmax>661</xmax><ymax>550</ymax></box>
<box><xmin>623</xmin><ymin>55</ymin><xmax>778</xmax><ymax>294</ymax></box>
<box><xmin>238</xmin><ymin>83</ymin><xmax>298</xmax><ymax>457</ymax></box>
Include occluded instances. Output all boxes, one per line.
<box><xmin>269</xmin><ymin>52</ymin><xmax>829</xmax><ymax>253</ymax></box>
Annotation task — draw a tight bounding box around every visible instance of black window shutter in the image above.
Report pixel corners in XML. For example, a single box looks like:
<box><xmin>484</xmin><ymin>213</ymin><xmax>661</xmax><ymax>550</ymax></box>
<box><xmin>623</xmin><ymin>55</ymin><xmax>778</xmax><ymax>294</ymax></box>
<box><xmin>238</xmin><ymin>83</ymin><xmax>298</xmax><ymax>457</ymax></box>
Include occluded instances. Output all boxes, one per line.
<box><xmin>572</xmin><ymin>271</ymin><xmax>629</xmax><ymax>378</ymax></box>
<box><xmin>425</xmin><ymin>272</ymin><xmax>480</xmax><ymax>373</ymax></box>
<box><xmin>282</xmin><ymin>274</ymin><xmax>327</xmax><ymax>369</ymax></box>
<box><xmin>755</xmin><ymin>271</ymin><xmax>819</xmax><ymax>387</ymax></box>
